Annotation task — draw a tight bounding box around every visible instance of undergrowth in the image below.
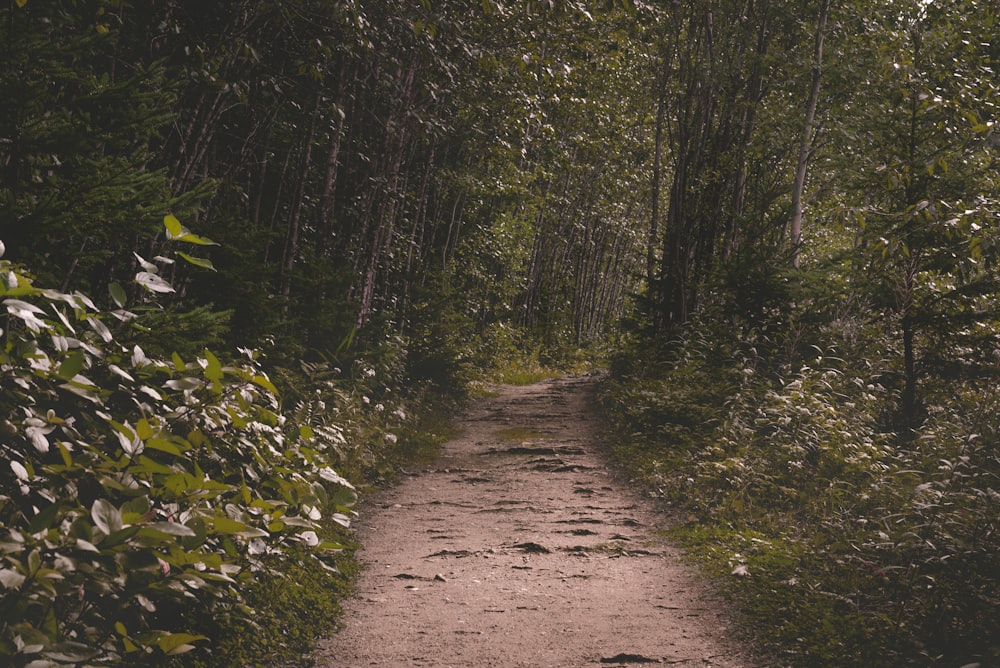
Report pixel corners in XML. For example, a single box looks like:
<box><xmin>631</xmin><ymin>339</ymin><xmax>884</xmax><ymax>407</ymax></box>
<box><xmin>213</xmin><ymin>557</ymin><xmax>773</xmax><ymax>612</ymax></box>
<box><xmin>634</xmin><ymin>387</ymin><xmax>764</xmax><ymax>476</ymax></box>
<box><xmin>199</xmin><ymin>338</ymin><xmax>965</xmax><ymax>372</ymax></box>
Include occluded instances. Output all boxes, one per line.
<box><xmin>600</xmin><ymin>323</ymin><xmax>1000</xmax><ymax>667</ymax></box>
<box><xmin>168</xmin><ymin>391</ymin><xmax>458</xmax><ymax>667</ymax></box>
<box><xmin>0</xmin><ymin>228</ymin><xmax>462</xmax><ymax>667</ymax></box>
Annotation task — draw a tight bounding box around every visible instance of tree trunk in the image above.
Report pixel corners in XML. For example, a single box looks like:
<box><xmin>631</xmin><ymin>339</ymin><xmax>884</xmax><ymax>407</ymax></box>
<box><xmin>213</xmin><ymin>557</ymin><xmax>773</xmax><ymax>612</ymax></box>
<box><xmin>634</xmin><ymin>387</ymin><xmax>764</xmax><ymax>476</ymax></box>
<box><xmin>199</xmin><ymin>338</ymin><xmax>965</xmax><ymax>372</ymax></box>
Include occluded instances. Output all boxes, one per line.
<box><xmin>790</xmin><ymin>0</ymin><xmax>830</xmax><ymax>268</ymax></box>
<box><xmin>648</xmin><ymin>53</ymin><xmax>669</xmax><ymax>304</ymax></box>
<box><xmin>280</xmin><ymin>92</ymin><xmax>321</xmax><ymax>301</ymax></box>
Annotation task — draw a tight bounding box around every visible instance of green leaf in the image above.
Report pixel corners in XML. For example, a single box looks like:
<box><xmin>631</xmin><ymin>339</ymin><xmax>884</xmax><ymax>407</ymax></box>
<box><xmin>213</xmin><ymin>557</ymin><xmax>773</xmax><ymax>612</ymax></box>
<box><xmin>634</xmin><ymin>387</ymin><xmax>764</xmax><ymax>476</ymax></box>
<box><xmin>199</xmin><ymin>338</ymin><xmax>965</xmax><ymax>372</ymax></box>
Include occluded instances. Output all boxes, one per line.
<box><xmin>329</xmin><ymin>485</ymin><xmax>358</xmax><ymax>508</ymax></box>
<box><xmin>180</xmin><ymin>518</ymin><xmax>208</xmax><ymax>550</ymax></box>
<box><xmin>177</xmin><ymin>251</ymin><xmax>216</xmax><ymax>271</ymax></box>
<box><xmin>28</xmin><ymin>502</ymin><xmax>62</xmax><ymax>534</ymax></box>
<box><xmin>155</xmin><ymin>632</ymin><xmax>208</xmax><ymax>655</ymax></box>
<box><xmin>121</xmin><ymin>496</ymin><xmax>150</xmax><ymax>519</ymax></box>
<box><xmin>210</xmin><ymin>516</ymin><xmax>267</xmax><ymax>538</ymax></box>
<box><xmin>131</xmin><ymin>455</ymin><xmax>174</xmax><ymax>475</ymax></box>
<box><xmin>136</xmin><ymin>418</ymin><xmax>153</xmax><ymax>440</ymax></box>
<box><xmin>317</xmin><ymin>541</ymin><xmax>347</xmax><ymax>551</ymax></box>
<box><xmin>171</xmin><ymin>351</ymin><xmax>186</xmax><ymax>371</ymax></box>
<box><xmin>27</xmin><ymin>548</ymin><xmax>41</xmax><ymax>574</ymax></box>
<box><xmin>251</xmin><ymin>375</ymin><xmax>279</xmax><ymax>396</ymax></box>
<box><xmin>57</xmin><ymin>351</ymin><xmax>85</xmax><ymax>380</ymax></box>
<box><xmin>145</xmin><ymin>437</ymin><xmax>184</xmax><ymax>456</ymax></box>
<box><xmin>102</xmin><ymin>525</ymin><xmax>141</xmax><ymax>548</ymax></box>
<box><xmin>109</xmin><ymin>281</ymin><xmax>127</xmax><ymax>308</ymax></box>
<box><xmin>57</xmin><ymin>442</ymin><xmax>73</xmax><ymax>468</ymax></box>
<box><xmin>226</xmin><ymin>407</ymin><xmax>248</xmax><ymax>429</ymax></box>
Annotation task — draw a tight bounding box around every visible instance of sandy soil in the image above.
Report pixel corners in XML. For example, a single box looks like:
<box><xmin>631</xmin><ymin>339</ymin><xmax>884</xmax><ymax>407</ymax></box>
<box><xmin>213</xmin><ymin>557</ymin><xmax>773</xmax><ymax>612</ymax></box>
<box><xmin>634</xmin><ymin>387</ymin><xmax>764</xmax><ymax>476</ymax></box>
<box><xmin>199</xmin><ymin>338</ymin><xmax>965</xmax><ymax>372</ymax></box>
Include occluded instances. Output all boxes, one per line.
<box><xmin>313</xmin><ymin>375</ymin><xmax>764</xmax><ymax>667</ymax></box>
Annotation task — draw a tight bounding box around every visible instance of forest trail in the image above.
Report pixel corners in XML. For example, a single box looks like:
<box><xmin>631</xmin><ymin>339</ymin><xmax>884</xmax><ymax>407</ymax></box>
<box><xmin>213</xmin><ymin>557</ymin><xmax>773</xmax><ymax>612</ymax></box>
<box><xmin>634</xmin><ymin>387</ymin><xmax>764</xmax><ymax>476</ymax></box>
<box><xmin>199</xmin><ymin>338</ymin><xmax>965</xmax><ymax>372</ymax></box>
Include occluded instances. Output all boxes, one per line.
<box><xmin>314</xmin><ymin>376</ymin><xmax>762</xmax><ymax>667</ymax></box>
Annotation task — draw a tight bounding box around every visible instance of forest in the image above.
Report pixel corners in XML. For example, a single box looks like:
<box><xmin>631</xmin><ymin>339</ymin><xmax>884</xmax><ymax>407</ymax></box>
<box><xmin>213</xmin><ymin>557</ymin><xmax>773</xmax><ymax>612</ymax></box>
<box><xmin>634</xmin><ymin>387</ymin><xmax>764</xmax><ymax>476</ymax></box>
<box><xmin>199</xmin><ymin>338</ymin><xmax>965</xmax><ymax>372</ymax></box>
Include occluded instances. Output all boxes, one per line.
<box><xmin>0</xmin><ymin>0</ymin><xmax>997</xmax><ymax>666</ymax></box>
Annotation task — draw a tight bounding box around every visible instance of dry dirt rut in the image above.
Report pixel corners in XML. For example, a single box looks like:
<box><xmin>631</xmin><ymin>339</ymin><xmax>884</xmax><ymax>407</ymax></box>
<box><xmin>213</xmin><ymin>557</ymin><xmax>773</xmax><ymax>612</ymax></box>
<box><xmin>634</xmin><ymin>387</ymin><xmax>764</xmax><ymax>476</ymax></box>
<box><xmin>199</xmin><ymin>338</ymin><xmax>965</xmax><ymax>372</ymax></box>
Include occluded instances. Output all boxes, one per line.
<box><xmin>315</xmin><ymin>375</ymin><xmax>758</xmax><ymax>667</ymax></box>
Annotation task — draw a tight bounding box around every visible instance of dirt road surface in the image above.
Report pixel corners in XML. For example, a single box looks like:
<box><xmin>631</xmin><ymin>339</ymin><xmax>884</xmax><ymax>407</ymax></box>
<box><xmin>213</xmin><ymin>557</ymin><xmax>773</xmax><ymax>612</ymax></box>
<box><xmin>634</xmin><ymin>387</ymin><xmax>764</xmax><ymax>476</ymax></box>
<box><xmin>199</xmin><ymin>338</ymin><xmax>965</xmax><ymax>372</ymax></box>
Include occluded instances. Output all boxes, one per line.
<box><xmin>314</xmin><ymin>375</ymin><xmax>762</xmax><ymax>667</ymax></box>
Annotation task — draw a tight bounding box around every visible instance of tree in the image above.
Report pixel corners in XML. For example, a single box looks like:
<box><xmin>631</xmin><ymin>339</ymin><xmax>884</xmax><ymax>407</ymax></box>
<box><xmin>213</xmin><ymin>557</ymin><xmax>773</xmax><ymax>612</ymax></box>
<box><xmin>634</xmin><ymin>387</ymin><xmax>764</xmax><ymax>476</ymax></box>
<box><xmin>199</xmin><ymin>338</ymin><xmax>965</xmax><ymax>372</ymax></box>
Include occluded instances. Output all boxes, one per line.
<box><xmin>789</xmin><ymin>0</ymin><xmax>831</xmax><ymax>268</ymax></box>
<box><xmin>0</xmin><ymin>3</ymin><xmax>201</xmax><ymax>296</ymax></box>
<box><xmin>841</xmin><ymin>0</ymin><xmax>999</xmax><ymax>430</ymax></box>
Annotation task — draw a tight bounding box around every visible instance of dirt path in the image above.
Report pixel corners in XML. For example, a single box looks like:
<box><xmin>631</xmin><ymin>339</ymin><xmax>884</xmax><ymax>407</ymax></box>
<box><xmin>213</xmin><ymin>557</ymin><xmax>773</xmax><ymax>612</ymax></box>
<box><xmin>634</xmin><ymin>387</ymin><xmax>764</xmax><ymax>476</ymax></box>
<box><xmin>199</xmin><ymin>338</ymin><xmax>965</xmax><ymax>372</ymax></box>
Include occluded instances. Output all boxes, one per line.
<box><xmin>314</xmin><ymin>375</ymin><xmax>761</xmax><ymax>667</ymax></box>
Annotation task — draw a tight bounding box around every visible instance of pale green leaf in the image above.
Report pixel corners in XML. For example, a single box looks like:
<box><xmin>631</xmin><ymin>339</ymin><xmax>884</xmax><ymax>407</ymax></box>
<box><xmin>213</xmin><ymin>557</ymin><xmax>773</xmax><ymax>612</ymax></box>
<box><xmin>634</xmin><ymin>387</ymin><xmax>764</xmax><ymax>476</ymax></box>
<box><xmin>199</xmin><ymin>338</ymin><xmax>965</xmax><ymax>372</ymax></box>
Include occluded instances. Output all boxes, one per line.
<box><xmin>177</xmin><ymin>233</ymin><xmax>218</xmax><ymax>246</ymax></box>
<box><xmin>177</xmin><ymin>251</ymin><xmax>216</xmax><ymax>271</ymax></box>
<box><xmin>134</xmin><ymin>271</ymin><xmax>174</xmax><ymax>294</ymax></box>
<box><xmin>204</xmin><ymin>350</ymin><xmax>223</xmax><ymax>382</ymax></box>
<box><xmin>155</xmin><ymin>632</ymin><xmax>208</xmax><ymax>655</ymax></box>
<box><xmin>139</xmin><ymin>522</ymin><xmax>197</xmax><ymax>537</ymax></box>
<box><xmin>132</xmin><ymin>252</ymin><xmax>158</xmax><ymax>273</ymax></box>
<box><xmin>163</xmin><ymin>214</ymin><xmax>183</xmax><ymax>239</ymax></box>
<box><xmin>0</xmin><ymin>568</ymin><xmax>26</xmax><ymax>589</ymax></box>
<box><xmin>91</xmin><ymin>499</ymin><xmax>123</xmax><ymax>535</ymax></box>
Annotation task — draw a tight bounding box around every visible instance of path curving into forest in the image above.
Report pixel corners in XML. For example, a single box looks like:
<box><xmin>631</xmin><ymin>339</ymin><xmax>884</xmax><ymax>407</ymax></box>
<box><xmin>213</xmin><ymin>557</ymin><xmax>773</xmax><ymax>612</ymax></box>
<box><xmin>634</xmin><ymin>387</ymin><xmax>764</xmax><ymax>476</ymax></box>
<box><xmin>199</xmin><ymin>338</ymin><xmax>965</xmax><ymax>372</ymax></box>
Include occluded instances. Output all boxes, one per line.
<box><xmin>314</xmin><ymin>375</ymin><xmax>762</xmax><ymax>667</ymax></box>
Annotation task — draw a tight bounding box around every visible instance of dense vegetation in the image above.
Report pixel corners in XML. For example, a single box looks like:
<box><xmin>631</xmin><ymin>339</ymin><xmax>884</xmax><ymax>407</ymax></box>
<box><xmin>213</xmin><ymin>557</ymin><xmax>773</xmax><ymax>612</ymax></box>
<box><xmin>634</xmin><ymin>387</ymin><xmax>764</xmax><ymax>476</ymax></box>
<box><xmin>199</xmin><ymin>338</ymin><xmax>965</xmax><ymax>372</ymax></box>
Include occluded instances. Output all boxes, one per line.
<box><xmin>1</xmin><ymin>0</ymin><xmax>997</xmax><ymax>666</ymax></box>
<box><xmin>599</xmin><ymin>0</ymin><xmax>1000</xmax><ymax>666</ymax></box>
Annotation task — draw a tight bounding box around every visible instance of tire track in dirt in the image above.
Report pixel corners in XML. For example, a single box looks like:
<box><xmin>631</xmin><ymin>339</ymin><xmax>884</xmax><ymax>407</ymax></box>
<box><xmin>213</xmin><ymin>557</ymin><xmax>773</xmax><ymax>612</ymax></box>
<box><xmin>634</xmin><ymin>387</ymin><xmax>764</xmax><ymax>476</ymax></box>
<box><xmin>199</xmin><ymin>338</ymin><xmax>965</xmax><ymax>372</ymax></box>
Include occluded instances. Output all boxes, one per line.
<box><xmin>314</xmin><ymin>375</ymin><xmax>761</xmax><ymax>667</ymax></box>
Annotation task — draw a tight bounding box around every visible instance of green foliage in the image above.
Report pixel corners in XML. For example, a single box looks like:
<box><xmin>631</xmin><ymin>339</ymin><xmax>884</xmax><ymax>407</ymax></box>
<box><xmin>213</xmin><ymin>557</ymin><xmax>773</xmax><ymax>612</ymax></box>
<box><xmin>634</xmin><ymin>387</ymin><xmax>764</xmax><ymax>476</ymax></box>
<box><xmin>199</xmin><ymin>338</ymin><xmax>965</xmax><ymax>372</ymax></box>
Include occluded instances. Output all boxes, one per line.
<box><xmin>403</xmin><ymin>272</ymin><xmax>477</xmax><ymax>394</ymax></box>
<box><xmin>0</xmin><ymin>237</ymin><xmax>356</xmax><ymax>665</ymax></box>
<box><xmin>177</xmin><ymin>532</ymin><xmax>358</xmax><ymax>668</ymax></box>
<box><xmin>0</xmin><ymin>5</ymin><xmax>208</xmax><ymax>295</ymax></box>
<box><xmin>2</xmin><ymin>0</ymin><xmax>997</xmax><ymax>664</ymax></box>
<box><xmin>602</xmin><ymin>320</ymin><xmax>1000</xmax><ymax>666</ymax></box>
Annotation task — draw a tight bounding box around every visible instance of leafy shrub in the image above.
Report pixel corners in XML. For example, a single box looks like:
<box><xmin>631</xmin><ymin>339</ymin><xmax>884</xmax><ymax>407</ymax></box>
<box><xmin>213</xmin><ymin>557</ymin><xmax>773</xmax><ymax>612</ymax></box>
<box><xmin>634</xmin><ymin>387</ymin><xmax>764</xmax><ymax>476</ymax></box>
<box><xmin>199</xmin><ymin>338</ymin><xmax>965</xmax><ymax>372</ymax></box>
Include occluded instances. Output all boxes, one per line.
<box><xmin>0</xmin><ymin>228</ymin><xmax>356</xmax><ymax>665</ymax></box>
<box><xmin>602</xmin><ymin>323</ymin><xmax>1000</xmax><ymax>666</ymax></box>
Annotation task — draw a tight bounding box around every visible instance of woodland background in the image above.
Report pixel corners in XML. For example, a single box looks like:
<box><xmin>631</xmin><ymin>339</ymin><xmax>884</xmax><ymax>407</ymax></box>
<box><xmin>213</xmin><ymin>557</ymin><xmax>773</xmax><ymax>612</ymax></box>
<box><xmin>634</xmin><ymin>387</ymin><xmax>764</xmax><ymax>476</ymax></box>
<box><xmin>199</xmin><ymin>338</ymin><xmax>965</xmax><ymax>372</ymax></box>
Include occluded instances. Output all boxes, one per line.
<box><xmin>0</xmin><ymin>0</ymin><xmax>997</xmax><ymax>666</ymax></box>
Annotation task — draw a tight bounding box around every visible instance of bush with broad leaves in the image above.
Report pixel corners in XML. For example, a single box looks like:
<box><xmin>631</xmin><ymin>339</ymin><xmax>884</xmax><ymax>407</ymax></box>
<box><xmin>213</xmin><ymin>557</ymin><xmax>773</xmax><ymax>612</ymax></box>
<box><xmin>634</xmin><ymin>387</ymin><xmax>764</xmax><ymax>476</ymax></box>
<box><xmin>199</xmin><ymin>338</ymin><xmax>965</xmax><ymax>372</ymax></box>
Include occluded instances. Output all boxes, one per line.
<box><xmin>0</xmin><ymin>223</ymin><xmax>356</xmax><ymax>665</ymax></box>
